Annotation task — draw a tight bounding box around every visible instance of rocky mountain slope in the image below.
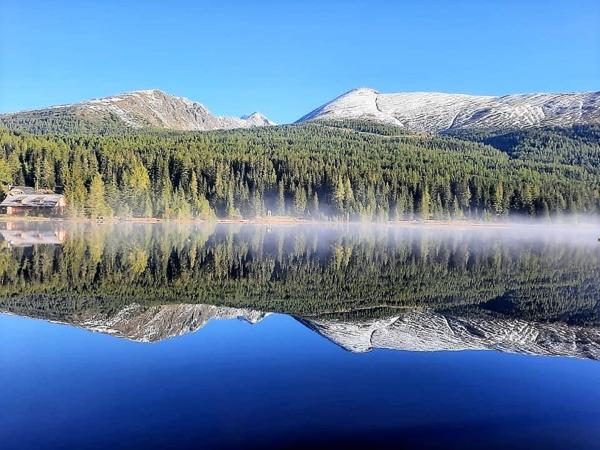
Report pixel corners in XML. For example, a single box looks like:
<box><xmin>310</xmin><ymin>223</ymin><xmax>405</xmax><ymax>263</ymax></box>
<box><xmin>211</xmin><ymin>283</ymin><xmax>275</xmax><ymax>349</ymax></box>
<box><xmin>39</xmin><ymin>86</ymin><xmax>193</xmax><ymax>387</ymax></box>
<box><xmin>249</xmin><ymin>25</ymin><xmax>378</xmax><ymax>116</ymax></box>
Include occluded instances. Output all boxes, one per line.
<box><xmin>297</xmin><ymin>87</ymin><xmax>600</xmax><ymax>133</ymax></box>
<box><xmin>301</xmin><ymin>309</ymin><xmax>600</xmax><ymax>359</ymax></box>
<box><xmin>0</xmin><ymin>89</ymin><xmax>275</xmax><ymax>133</ymax></box>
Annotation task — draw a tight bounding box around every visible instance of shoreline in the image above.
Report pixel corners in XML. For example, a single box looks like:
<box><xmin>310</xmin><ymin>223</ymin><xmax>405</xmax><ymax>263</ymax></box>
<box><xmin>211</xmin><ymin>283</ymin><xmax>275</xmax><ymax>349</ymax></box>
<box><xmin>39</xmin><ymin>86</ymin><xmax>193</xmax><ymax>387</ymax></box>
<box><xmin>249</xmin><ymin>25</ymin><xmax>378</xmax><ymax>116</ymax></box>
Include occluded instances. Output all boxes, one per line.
<box><xmin>0</xmin><ymin>214</ymin><xmax>597</xmax><ymax>229</ymax></box>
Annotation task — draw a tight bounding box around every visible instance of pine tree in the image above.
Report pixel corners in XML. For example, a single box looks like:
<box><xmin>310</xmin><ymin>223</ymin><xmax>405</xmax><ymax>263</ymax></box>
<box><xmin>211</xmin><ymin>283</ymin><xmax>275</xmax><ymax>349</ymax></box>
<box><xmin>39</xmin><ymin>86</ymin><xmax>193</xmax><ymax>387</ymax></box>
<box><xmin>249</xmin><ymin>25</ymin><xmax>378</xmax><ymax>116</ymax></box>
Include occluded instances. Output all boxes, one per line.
<box><xmin>190</xmin><ymin>171</ymin><xmax>199</xmax><ymax>200</ymax></box>
<box><xmin>455</xmin><ymin>180</ymin><xmax>471</xmax><ymax>213</ymax></box>
<box><xmin>452</xmin><ymin>196</ymin><xmax>463</xmax><ymax>218</ymax></box>
<box><xmin>333</xmin><ymin>176</ymin><xmax>345</xmax><ymax>214</ymax></box>
<box><xmin>294</xmin><ymin>186</ymin><xmax>307</xmax><ymax>216</ymax></box>
<box><xmin>86</xmin><ymin>173</ymin><xmax>112</xmax><ymax>218</ymax></box>
<box><xmin>195</xmin><ymin>193</ymin><xmax>216</xmax><ymax>220</ymax></box>
<box><xmin>522</xmin><ymin>184</ymin><xmax>535</xmax><ymax>216</ymax></box>
<box><xmin>64</xmin><ymin>171</ymin><xmax>87</xmax><ymax>217</ymax></box>
<box><xmin>251</xmin><ymin>189</ymin><xmax>263</xmax><ymax>218</ymax></box>
<box><xmin>418</xmin><ymin>185</ymin><xmax>431</xmax><ymax>219</ymax></box>
<box><xmin>226</xmin><ymin>184</ymin><xmax>240</xmax><ymax>218</ymax></box>
<box><xmin>493</xmin><ymin>181</ymin><xmax>504</xmax><ymax>215</ymax></box>
<box><xmin>126</xmin><ymin>163</ymin><xmax>151</xmax><ymax>215</ymax></box>
<box><xmin>277</xmin><ymin>179</ymin><xmax>286</xmax><ymax>215</ymax></box>
<box><xmin>344</xmin><ymin>178</ymin><xmax>354</xmax><ymax>208</ymax></box>
<box><xmin>159</xmin><ymin>179</ymin><xmax>174</xmax><ymax>219</ymax></box>
<box><xmin>172</xmin><ymin>188</ymin><xmax>191</xmax><ymax>220</ymax></box>
<box><xmin>0</xmin><ymin>159</ymin><xmax>13</xmax><ymax>193</ymax></box>
<box><xmin>143</xmin><ymin>193</ymin><xmax>154</xmax><ymax>218</ymax></box>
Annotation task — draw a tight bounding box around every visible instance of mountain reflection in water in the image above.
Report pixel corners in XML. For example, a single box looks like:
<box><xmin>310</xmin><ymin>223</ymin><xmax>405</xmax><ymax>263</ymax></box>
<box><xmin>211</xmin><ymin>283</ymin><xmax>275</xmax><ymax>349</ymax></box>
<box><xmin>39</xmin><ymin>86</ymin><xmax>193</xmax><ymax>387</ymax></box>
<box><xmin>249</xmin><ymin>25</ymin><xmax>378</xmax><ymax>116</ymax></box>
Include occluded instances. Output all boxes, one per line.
<box><xmin>1</xmin><ymin>221</ymin><xmax>599</xmax><ymax>360</ymax></box>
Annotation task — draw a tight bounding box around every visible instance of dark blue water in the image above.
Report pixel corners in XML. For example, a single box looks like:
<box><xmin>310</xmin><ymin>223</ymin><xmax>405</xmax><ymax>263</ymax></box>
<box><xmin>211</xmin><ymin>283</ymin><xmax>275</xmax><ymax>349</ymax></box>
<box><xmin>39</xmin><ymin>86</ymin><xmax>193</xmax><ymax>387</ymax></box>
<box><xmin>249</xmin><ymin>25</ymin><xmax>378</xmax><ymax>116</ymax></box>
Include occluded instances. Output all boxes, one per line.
<box><xmin>2</xmin><ymin>312</ymin><xmax>600</xmax><ymax>450</ymax></box>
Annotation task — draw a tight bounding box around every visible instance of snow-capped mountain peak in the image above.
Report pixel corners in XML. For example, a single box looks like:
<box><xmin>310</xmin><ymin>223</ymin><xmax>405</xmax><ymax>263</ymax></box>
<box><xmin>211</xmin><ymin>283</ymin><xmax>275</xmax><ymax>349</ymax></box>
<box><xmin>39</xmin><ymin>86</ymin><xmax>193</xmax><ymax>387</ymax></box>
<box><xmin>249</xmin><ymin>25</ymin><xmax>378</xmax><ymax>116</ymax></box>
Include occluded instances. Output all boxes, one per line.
<box><xmin>297</xmin><ymin>87</ymin><xmax>600</xmax><ymax>133</ymax></box>
<box><xmin>241</xmin><ymin>112</ymin><xmax>277</xmax><ymax>126</ymax></box>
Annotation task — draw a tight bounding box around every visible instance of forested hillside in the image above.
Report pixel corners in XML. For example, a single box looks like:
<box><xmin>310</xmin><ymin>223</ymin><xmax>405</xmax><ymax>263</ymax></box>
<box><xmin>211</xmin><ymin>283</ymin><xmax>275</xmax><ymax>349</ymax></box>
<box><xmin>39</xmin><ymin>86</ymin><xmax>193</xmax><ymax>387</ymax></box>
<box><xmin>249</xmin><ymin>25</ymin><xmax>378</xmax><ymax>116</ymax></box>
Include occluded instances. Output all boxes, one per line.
<box><xmin>0</xmin><ymin>122</ymin><xmax>599</xmax><ymax>220</ymax></box>
<box><xmin>0</xmin><ymin>109</ymin><xmax>131</xmax><ymax>135</ymax></box>
<box><xmin>451</xmin><ymin>124</ymin><xmax>600</xmax><ymax>173</ymax></box>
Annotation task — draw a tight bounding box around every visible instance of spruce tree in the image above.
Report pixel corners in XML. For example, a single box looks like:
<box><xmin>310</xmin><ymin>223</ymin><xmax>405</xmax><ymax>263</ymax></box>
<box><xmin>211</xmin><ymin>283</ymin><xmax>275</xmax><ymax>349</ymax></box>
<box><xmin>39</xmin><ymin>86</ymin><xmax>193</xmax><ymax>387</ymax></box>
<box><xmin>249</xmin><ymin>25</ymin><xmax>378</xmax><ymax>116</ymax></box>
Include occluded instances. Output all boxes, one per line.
<box><xmin>86</xmin><ymin>173</ymin><xmax>112</xmax><ymax>218</ymax></box>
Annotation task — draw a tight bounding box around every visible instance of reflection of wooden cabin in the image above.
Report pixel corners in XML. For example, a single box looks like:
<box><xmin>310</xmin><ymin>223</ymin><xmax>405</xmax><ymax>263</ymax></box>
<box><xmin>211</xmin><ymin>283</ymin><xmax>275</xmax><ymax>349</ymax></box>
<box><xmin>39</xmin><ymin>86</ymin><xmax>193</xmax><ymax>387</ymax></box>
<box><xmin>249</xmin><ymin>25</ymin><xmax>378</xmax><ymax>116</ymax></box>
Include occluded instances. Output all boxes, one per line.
<box><xmin>0</xmin><ymin>229</ymin><xmax>66</xmax><ymax>247</ymax></box>
<box><xmin>0</xmin><ymin>186</ymin><xmax>66</xmax><ymax>216</ymax></box>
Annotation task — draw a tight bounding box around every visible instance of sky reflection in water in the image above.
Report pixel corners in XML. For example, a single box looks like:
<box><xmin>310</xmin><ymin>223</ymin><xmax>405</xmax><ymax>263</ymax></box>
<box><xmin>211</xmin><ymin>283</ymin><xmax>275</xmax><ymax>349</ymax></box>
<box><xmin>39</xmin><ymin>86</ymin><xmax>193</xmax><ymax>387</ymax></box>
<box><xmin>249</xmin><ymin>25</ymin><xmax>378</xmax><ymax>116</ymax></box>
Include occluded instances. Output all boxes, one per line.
<box><xmin>1</xmin><ymin>221</ymin><xmax>600</xmax><ymax>449</ymax></box>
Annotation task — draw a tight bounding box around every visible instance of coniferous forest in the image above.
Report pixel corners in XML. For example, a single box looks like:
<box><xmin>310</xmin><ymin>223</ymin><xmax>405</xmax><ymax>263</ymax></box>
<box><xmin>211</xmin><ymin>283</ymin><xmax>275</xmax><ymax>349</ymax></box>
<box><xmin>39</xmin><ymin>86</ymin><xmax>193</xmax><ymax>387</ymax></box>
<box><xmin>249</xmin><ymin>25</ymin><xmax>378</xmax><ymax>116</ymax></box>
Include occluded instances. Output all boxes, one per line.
<box><xmin>1</xmin><ymin>121</ymin><xmax>599</xmax><ymax>220</ymax></box>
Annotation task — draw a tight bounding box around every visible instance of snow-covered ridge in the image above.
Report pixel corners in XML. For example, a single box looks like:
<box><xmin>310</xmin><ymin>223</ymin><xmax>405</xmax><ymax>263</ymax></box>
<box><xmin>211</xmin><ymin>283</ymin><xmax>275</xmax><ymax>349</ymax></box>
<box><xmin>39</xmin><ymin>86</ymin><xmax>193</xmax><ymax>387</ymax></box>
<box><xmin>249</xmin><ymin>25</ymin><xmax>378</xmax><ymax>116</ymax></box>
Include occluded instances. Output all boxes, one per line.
<box><xmin>2</xmin><ymin>89</ymin><xmax>276</xmax><ymax>132</ymax></box>
<box><xmin>81</xmin><ymin>89</ymin><xmax>276</xmax><ymax>130</ymax></box>
<box><xmin>297</xmin><ymin>87</ymin><xmax>600</xmax><ymax>133</ymax></box>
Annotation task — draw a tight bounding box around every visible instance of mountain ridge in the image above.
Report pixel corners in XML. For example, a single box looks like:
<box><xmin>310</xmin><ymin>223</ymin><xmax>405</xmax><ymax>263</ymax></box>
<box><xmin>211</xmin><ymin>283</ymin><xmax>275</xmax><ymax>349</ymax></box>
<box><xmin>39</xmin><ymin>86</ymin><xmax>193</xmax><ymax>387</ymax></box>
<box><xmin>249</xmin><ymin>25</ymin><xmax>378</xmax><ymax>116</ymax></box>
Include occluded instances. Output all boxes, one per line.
<box><xmin>297</xmin><ymin>87</ymin><xmax>600</xmax><ymax>133</ymax></box>
<box><xmin>0</xmin><ymin>89</ymin><xmax>276</xmax><ymax>134</ymax></box>
<box><xmin>3</xmin><ymin>86</ymin><xmax>599</xmax><ymax>136</ymax></box>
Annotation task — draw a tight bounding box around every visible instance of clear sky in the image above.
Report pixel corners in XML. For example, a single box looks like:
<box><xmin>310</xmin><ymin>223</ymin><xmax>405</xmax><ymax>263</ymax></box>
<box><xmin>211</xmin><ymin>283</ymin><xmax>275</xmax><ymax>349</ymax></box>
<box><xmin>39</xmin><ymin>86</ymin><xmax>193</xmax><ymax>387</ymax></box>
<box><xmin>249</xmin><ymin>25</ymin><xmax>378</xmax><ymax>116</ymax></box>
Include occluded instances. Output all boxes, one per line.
<box><xmin>1</xmin><ymin>0</ymin><xmax>598</xmax><ymax>123</ymax></box>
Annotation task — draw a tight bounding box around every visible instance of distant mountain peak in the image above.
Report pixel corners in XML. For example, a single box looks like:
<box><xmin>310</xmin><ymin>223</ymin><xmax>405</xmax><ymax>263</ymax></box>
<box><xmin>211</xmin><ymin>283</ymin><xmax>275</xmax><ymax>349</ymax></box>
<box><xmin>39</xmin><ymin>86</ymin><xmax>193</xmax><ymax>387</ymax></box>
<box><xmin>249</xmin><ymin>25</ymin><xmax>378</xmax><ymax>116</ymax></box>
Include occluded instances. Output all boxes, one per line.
<box><xmin>297</xmin><ymin>88</ymin><xmax>600</xmax><ymax>133</ymax></box>
<box><xmin>241</xmin><ymin>112</ymin><xmax>277</xmax><ymax>126</ymax></box>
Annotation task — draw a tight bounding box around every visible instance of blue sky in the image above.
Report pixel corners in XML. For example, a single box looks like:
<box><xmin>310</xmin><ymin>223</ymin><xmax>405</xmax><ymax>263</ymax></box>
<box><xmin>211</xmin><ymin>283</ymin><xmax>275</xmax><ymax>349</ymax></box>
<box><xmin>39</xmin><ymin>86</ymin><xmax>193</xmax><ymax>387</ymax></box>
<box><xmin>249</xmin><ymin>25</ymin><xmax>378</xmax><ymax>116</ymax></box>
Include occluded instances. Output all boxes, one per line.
<box><xmin>1</xmin><ymin>0</ymin><xmax>598</xmax><ymax>123</ymax></box>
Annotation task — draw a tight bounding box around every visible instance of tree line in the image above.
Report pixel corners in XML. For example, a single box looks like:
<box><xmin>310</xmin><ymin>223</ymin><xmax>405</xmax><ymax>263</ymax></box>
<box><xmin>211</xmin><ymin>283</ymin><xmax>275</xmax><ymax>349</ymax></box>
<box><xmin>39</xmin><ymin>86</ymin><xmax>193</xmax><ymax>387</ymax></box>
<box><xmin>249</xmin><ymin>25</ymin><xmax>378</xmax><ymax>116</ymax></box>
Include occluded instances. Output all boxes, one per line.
<box><xmin>0</xmin><ymin>121</ymin><xmax>599</xmax><ymax>220</ymax></box>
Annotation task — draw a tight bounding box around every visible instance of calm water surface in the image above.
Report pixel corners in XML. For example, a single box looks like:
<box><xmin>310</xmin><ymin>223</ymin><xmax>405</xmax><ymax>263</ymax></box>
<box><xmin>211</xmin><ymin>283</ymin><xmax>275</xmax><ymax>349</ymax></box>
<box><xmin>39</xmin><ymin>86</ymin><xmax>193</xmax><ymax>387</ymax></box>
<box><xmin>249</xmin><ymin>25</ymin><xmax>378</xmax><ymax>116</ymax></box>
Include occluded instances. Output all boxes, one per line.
<box><xmin>1</xmin><ymin>221</ymin><xmax>600</xmax><ymax>449</ymax></box>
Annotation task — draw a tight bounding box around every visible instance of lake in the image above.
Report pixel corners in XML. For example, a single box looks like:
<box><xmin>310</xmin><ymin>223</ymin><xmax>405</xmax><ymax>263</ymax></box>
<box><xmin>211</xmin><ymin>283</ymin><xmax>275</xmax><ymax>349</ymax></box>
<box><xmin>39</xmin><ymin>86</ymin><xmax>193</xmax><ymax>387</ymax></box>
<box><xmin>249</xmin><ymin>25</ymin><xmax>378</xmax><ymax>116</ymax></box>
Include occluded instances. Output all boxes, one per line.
<box><xmin>1</xmin><ymin>221</ymin><xmax>600</xmax><ymax>449</ymax></box>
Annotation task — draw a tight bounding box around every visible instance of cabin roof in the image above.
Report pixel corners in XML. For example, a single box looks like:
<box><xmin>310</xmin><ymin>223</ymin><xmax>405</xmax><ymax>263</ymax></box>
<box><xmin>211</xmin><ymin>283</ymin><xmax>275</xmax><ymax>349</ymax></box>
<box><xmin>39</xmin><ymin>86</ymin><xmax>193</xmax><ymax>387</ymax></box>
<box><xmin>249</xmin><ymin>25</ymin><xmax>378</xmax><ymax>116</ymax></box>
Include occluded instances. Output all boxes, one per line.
<box><xmin>0</xmin><ymin>193</ymin><xmax>64</xmax><ymax>208</ymax></box>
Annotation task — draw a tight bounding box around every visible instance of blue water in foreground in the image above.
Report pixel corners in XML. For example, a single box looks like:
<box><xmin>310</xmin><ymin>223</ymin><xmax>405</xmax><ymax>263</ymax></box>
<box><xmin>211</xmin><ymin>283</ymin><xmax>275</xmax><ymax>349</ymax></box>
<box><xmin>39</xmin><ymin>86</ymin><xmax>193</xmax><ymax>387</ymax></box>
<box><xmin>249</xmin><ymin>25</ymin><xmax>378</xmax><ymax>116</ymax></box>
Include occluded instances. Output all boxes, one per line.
<box><xmin>2</xmin><ymin>312</ymin><xmax>600</xmax><ymax>450</ymax></box>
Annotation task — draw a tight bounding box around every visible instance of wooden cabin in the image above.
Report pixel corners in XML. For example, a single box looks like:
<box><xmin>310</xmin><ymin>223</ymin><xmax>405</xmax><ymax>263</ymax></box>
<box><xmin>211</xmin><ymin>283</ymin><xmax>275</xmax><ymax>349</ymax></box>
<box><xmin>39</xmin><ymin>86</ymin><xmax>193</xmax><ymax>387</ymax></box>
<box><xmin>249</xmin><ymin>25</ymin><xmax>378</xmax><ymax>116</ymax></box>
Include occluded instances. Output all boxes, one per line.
<box><xmin>0</xmin><ymin>186</ymin><xmax>66</xmax><ymax>216</ymax></box>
